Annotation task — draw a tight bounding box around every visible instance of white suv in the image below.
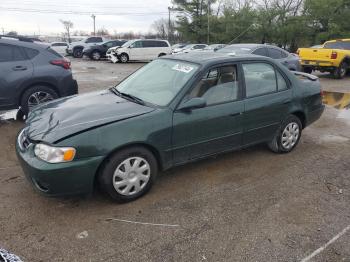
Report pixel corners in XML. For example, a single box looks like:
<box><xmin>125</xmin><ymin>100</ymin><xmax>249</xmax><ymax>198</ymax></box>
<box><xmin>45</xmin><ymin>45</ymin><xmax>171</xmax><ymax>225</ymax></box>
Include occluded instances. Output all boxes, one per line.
<box><xmin>108</xmin><ymin>39</ymin><xmax>171</xmax><ymax>63</ymax></box>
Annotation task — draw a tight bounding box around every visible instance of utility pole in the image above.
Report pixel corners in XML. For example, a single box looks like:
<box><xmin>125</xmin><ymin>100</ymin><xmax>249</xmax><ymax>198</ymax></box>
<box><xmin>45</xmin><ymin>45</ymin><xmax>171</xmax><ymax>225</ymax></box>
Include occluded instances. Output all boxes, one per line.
<box><xmin>168</xmin><ymin>7</ymin><xmax>172</xmax><ymax>43</ymax></box>
<box><xmin>91</xmin><ymin>14</ymin><xmax>96</xmax><ymax>35</ymax></box>
<box><xmin>207</xmin><ymin>0</ymin><xmax>210</xmax><ymax>44</ymax></box>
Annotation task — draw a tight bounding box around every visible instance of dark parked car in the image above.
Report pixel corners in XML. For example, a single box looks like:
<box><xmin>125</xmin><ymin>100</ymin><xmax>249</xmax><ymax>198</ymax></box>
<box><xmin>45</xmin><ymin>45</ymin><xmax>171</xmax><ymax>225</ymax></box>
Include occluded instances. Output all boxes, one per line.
<box><xmin>16</xmin><ymin>53</ymin><xmax>324</xmax><ymax>202</ymax></box>
<box><xmin>218</xmin><ymin>44</ymin><xmax>301</xmax><ymax>71</ymax></box>
<box><xmin>0</xmin><ymin>36</ymin><xmax>78</xmax><ymax>115</ymax></box>
<box><xmin>83</xmin><ymin>40</ymin><xmax>126</xmax><ymax>60</ymax></box>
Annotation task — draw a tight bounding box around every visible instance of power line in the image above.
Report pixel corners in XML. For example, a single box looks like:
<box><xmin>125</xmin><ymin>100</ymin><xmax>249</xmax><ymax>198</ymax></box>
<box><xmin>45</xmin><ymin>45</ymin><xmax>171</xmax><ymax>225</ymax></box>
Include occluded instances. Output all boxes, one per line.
<box><xmin>0</xmin><ymin>6</ymin><xmax>168</xmax><ymax>16</ymax></box>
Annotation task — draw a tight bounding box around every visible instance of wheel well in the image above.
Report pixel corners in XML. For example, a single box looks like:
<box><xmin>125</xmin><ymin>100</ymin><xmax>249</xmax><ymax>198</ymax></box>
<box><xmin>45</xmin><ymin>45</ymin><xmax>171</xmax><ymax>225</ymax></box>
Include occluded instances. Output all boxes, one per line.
<box><xmin>94</xmin><ymin>143</ymin><xmax>163</xmax><ymax>186</ymax></box>
<box><xmin>19</xmin><ymin>82</ymin><xmax>59</xmax><ymax>105</ymax></box>
<box><xmin>292</xmin><ymin>111</ymin><xmax>306</xmax><ymax>128</ymax></box>
<box><xmin>342</xmin><ymin>56</ymin><xmax>350</xmax><ymax>66</ymax></box>
<box><xmin>73</xmin><ymin>46</ymin><xmax>83</xmax><ymax>51</ymax></box>
<box><xmin>120</xmin><ymin>53</ymin><xmax>129</xmax><ymax>58</ymax></box>
<box><xmin>158</xmin><ymin>53</ymin><xmax>166</xmax><ymax>57</ymax></box>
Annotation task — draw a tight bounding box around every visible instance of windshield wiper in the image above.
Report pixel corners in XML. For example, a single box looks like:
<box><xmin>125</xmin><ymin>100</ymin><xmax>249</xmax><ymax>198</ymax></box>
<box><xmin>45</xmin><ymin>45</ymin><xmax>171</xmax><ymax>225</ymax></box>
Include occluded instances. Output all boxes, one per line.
<box><xmin>109</xmin><ymin>87</ymin><xmax>145</xmax><ymax>105</ymax></box>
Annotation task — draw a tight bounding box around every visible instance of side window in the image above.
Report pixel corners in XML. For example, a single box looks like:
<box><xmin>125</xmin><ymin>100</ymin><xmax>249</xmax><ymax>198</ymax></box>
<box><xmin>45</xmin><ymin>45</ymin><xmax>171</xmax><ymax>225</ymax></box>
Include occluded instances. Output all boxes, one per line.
<box><xmin>252</xmin><ymin>48</ymin><xmax>268</xmax><ymax>57</ymax></box>
<box><xmin>95</xmin><ymin>37</ymin><xmax>103</xmax><ymax>43</ymax></box>
<box><xmin>243</xmin><ymin>63</ymin><xmax>277</xmax><ymax>97</ymax></box>
<box><xmin>0</xmin><ymin>44</ymin><xmax>26</xmax><ymax>62</ymax></box>
<box><xmin>105</xmin><ymin>42</ymin><xmax>114</xmax><ymax>47</ymax></box>
<box><xmin>159</xmin><ymin>41</ymin><xmax>169</xmax><ymax>47</ymax></box>
<box><xmin>142</xmin><ymin>41</ymin><xmax>152</xmax><ymax>47</ymax></box>
<box><xmin>0</xmin><ymin>44</ymin><xmax>13</xmax><ymax>62</ymax></box>
<box><xmin>188</xmin><ymin>65</ymin><xmax>239</xmax><ymax>106</ymax></box>
<box><xmin>276</xmin><ymin>70</ymin><xmax>288</xmax><ymax>91</ymax></box>
<box><xmin>132</xmin><ymin>41</ymin><xmax>143</xmax><ymax>48</ymax></box>
<box><xmin>23</xmin><ymin>47</ymin><xmax>39</xmax><ymax>59</ymax></box>
<box><xmin>268</xmin><ymin>48</ymin><xmax>282</xmax><ymax>59</ymax></box>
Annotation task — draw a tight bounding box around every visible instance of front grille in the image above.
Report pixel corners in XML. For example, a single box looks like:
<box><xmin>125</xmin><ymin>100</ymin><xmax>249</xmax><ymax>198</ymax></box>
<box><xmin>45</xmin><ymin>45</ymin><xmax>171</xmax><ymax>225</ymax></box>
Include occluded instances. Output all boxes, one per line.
<box><xmin>18</xmin><ymin>130</ymin><xmax>32</xmax><ymax>151</ymax></box>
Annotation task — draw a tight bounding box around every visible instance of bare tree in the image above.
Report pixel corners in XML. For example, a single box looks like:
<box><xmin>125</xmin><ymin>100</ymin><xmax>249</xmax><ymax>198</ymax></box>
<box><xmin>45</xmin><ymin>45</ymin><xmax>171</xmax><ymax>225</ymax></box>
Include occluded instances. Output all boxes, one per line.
<box><xmin>60</xmin><ymin>20</ymin><xmax>73</xmax><ymax>43</ymax></box>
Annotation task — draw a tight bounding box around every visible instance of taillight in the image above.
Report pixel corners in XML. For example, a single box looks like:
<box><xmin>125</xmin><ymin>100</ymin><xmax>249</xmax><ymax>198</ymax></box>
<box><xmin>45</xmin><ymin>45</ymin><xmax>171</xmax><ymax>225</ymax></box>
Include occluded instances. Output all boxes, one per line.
<box><xmin>331</xmin><ymin>51</ymin><xmax>337</xmax><ymax>59</ymax></box>
<box><xmin>320</xmin><ymin>90</ymin><xmax>324</xmax><ymax>97</ymax></box>
<box><xmin>50</xmin><ymin>59</ymin><xmax>71</xmax><ymax>69</ymax></box>
<box><xmin>296</xmin><ymin>49</ymin><xmax>300</xmax><ymax>55</ymax></box>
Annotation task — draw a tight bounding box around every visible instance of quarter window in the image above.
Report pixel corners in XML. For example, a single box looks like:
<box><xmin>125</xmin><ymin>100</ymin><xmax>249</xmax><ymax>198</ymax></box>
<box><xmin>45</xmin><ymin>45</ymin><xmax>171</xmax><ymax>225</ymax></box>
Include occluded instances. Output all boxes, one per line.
<box><xmin>276</xmin><ymin>70</ymin><xmax>288</xmax><ymax>91</ymax></box>
<box><xmin>243</xmin><ymin>63</ymin><xmax>277</xmax><ymax>97</ymax></box>
<box><xmin>188</xmin><ymin>65</ymin><xmax>239</xmax><ymax>105</ymax></box>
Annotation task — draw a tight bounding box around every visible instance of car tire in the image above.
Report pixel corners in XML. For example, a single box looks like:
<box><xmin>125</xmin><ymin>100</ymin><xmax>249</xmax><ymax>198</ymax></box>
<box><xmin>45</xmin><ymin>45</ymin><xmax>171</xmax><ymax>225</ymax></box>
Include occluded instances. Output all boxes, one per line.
<box><xmin>268</xmin><ymin>115</ymin><xmax>302</xmax><ymax>154</ymax></box>
<box><xmin>302</xmin><ymin>66</ymin><xmax>313</xmax><ymax>74</ymax></box>
<box><xmin>119</xmin><ymin>53</ymin><xmax>129</xmax><ymax>63</ymax></box>
<box><xmin>91</xmin><ymin>50</ymin><xmax>101</xmax><ymax>61</ymax></box>
<box><xmin>333</xmin><ymin>62</ymin><xmax>347</xmax><ymax>79</ymax></box>
<box><xmin>73</xmin><ymin>48</ymin><xmax>83</xmax><ymax>58</ymax></box>
<box><xmin>99</xmin><ymin>146</ymin><xmax>158</xmax><ymax>202</ymax></box>
<box><xmin>20</xmin><ymin>86</ymin><xmax>58</xmax><ymax>115</ymax></box>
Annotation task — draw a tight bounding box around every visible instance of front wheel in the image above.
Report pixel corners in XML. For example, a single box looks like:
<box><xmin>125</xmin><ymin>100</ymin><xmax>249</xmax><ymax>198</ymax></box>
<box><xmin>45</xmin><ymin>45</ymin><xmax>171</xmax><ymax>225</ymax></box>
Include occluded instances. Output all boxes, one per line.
<box><xmin>268</xmin><ymin>115</ymin><xmax>302</xmax><ymax>153</ymax></box>
<box><xmin>91</xmin><ymin>51</ymin><xmax>101</xmax><ymax>60</ymax></box>
<box><xmin>73</xmin><ymin>48</ymin><xmax>83</xmax><ymax>58</ymax></box>
<box><xmin>119</xmin><ymin>53</ymin><xmax>129</xmax><ymax>63</ymax></box>
<box><xmin>99</xmin><ymin>147</ymin><xmax>158</xmax><ymax>202</ymax></box>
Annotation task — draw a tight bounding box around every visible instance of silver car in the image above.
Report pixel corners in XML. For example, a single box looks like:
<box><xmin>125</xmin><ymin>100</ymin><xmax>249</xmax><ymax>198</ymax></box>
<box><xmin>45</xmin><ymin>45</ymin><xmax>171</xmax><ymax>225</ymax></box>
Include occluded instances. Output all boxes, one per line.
<box><xmin>218</xmin><ymin>44</ymin><xmax>301</xmax><ymax>71</ymax></box>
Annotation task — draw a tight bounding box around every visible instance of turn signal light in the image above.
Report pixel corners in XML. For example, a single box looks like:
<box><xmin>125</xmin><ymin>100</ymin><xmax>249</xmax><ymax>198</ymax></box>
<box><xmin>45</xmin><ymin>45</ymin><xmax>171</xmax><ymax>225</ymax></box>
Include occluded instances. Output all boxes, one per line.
<box><xmin>331</xmin><ymin>52</ymin><xmax>337</xmax><ymax>59</ymax></box>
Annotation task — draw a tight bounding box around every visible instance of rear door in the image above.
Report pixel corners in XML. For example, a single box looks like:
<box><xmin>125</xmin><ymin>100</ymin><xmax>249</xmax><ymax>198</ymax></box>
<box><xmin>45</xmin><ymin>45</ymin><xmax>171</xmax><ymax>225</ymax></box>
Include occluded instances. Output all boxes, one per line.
<box><xmin>0</xmin><ymin>43</ymin><xmax>34</xmax><ymax>109</ymax></box>
<box><xmin>241</xmin><ymin>62</ymin><xmax>292</xmax><ymax>146</ymax></box>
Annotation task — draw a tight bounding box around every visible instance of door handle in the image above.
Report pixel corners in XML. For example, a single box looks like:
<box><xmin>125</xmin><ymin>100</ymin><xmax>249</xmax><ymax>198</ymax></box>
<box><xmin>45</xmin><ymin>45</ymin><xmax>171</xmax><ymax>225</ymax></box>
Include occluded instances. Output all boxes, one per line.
<box><xmin>229</xmin><ymin>112</ymin><xmax>242</xmax><ymax>117</ymax></box>
<box><xmin>12</xmin><ymin>66</ymin><xmax>27</xmax><ymax>71</ymax></box>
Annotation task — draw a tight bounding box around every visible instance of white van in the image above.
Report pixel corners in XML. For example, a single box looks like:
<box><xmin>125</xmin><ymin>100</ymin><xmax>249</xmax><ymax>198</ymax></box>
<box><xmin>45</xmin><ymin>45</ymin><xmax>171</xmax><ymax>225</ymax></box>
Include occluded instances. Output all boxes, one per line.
<box><xmin>109</xmin><ymin>39</ymin><xmax>171</xmax><ymax>63</ymax></box>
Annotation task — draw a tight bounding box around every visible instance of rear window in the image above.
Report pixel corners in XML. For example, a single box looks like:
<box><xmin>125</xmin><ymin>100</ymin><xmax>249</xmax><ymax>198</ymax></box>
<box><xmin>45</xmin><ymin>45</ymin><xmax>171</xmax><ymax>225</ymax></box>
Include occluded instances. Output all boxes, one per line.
<box><xmin>324</xmin><ymin>41</ymin><xmax>350</xmax><ymax>50</ymax></box>
<box><xmin>47</xmin><ymin>47</ymin><xmax>62</xmax><ymax>57</ymax></box>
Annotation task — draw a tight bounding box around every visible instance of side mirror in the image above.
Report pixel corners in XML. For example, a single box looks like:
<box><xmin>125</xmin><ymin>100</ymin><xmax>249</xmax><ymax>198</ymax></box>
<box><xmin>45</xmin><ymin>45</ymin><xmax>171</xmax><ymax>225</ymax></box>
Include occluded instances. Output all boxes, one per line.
<box><xmin>177</xmin><ymin>97</ymin><xmax>206</xmax><ymax>111</ymax></box>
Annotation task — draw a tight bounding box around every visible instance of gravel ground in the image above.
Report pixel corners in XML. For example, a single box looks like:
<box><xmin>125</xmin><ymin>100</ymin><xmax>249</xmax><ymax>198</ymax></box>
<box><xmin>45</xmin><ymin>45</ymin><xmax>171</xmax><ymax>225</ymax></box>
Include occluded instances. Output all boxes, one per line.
<box><xmin>0</xmin><ymin>58</ymin><xmax>350</xmax><ymax>262</ymax></box>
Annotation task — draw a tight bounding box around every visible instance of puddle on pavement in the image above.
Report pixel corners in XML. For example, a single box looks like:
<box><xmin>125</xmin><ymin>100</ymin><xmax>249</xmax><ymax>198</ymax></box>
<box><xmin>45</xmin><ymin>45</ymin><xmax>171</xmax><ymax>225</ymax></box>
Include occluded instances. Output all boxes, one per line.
<box><xmin>323</xmin><ymin>91</ymin><xmax>350</xmax><ymax>124</ymax></box>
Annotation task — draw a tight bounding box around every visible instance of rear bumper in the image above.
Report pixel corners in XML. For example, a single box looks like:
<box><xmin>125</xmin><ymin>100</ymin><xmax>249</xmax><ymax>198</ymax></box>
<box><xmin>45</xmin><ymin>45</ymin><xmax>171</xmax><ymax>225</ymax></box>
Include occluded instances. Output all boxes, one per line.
<box><xmin>59</xmin><ymin>76</ymin><xmax>78</xmax><ymax>96</ymax></box>
<box><xmin>301</xmin><ymin>60</ymin><xmax>337</xmax><ymax>70</ymax></box>
<box><xmin>306</xmin><ymin>105</ymin><xmax>325</xmax><ymax>127</ymax></box>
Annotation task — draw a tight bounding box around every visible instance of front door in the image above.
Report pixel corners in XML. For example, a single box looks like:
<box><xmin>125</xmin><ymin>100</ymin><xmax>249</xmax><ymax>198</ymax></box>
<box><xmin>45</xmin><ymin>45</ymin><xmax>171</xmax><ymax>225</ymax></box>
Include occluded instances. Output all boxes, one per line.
<box><xmin>129</xmin><ymin>41</ymin><xmax>144</xmax><ymax>60</ymax></box>
<box><xmin>0</xmin><ymin>43</ymin><xmax>34</xmax><ymax>110</ymax></box>
<box><xmin>241</xmin><ymin>62</ymin><xmax>292</xmax><ymax>146</ymax></box>
<box><xmin>172</xmin><ymin>64</ymin><xmax>244</xmax><ymax>164</ymax></box>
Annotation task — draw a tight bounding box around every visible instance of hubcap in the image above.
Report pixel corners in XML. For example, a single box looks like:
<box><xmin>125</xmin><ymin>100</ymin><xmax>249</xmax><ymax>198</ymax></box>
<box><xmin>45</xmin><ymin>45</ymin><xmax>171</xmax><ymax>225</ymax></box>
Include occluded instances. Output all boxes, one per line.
<box><xmin>27</xmin><ymin>91</ymin><xmax>54</xmax><ymax>109</ymax></box>
<box><xmin>121</xmin><ymin>55</ymin><xmax>127</xmax><ymax>62</ymax></box>
<box><xmin>112</xmin><ymin>157</ymin><xmax>151</xmax><ymax>196</ymax></box>
<box><xmin>281</xmin><ymin>122</ymin><xmax>300</xmax><ymax>150</ymax></box>
<box><xmin>341</xmin><ymin>65</ymin><xmax>347</xmax><ymax>77</ymax></box>
<box><xmin>92</xmin><ymin>52</ymin><xmax>100</xmax><ymax>60</ymax></box>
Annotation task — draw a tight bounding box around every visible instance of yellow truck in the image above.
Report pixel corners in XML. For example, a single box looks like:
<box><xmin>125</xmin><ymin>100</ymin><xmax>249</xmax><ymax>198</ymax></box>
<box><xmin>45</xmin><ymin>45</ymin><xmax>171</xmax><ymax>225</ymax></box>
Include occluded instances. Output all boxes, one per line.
<box><xmin>298</xmin><ymin>39</ymin><xmax>350</xmax><ymax>79</ymax></box>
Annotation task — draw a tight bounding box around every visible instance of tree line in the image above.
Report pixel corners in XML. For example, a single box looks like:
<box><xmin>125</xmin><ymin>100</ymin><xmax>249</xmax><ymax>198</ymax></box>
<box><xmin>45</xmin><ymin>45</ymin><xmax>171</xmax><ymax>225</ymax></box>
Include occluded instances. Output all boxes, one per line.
<box><xmin>156</xmin><ymin>0</ymin><xmax>350</xmax><ymax>51</ymax></box>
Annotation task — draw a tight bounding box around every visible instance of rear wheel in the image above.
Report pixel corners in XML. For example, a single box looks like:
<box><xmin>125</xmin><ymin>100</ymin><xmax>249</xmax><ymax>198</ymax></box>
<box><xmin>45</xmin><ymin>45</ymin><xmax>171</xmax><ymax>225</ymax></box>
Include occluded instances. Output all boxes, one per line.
<box><xmin>302</xmin><ymin>66</ymin><xmax>313</xmax><ymax>74</ymax></box>
<box><xmin>333</xmin><ymin>62</ymin><xmax>347</xmax><ymax>79</ymax></box>
<box><xmin>268</xmin><ymin>115</ymin><xmax>302</xmax><ymax>153</ymax></box>
<box><xmin>20</xmin><ymin>86</ymin><xmax>58</xmax><ymax>115</ymax></box>
<box><xmin>98</xmin><ymin>146</ymin><xmax>158</xmax><ymax>202</ymax></box>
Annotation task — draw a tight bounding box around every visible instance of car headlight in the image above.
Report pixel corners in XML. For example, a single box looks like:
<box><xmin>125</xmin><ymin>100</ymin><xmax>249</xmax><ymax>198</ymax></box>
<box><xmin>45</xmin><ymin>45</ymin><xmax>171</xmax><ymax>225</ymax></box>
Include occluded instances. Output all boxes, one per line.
<box><xmin>34</xmin><ymin>144</ymin><xmax>76</xmax><ymax>163</ymax></box>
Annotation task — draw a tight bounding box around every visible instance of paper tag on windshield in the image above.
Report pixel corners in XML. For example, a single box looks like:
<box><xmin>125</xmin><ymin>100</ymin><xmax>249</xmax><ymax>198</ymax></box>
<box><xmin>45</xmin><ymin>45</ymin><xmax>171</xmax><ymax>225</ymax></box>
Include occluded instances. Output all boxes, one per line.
<box><xmin>172</xmin><ymin>64</ymin><xmax>194</xmax><ymax>73</ymax></box>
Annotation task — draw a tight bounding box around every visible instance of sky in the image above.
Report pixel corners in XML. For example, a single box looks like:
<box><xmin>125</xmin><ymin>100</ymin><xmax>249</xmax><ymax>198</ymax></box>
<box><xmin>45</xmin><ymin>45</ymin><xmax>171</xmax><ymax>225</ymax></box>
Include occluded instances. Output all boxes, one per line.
<box><xmin>0</xmin><ymin>0</ymin><xmax>173</xmax><ymax>36</ymax></box>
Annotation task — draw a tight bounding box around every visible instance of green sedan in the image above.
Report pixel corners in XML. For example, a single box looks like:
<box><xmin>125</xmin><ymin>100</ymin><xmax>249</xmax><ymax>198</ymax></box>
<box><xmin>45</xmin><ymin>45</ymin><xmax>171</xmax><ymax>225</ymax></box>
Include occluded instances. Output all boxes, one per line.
<box><xmin>16</xmin><ymin>53</ymin><xmax>324</xmax><ymax>202</ymax></box>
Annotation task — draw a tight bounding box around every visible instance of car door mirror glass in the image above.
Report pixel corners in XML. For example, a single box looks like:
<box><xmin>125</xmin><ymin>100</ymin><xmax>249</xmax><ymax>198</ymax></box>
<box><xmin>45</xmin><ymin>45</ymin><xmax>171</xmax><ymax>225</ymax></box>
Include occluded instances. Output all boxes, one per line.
<box><xmin>178</xmin><ymin>98</ymin><xmax>206</xmax><ymax>111</ymax></box>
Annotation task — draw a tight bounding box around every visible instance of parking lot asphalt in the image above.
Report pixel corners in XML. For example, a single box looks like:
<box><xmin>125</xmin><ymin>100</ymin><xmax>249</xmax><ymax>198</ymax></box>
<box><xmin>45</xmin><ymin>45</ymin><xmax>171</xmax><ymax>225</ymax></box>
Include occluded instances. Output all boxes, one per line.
<box><xmin>1</xmin><ymin>58</ymin><xmax>350</xmax><ymax>262</ymax></box>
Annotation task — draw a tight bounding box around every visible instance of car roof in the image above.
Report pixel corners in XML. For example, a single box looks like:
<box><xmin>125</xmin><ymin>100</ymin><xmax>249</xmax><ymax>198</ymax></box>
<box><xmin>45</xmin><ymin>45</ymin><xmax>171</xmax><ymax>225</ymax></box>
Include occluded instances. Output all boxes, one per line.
<box><xmin>0</xmin><ymin>38</ymin><xmax>48</xmax><ymax>50</ymax></box>
<box><xmin>163</xmin><ymin>52</ymin><xmax>276</xmax><ymax>65</ymax></box>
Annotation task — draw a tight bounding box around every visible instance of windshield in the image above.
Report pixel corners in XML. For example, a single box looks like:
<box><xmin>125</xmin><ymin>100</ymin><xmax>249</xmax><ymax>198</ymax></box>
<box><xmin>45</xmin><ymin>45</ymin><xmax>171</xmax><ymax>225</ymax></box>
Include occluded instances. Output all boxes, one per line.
<box><xmin>116</xmin><ymin>59</ymin><xmax>199</xmax><ymax>106</ymax></box>
<box><xmin>121</xmin><ymin>40</ymin><xmax>134</xmax><ymax>47</ymax></box>
<box><xmin>218</xmin><ymin>46</ymin><xmax>253</xmax><ymax>54</ymax></box>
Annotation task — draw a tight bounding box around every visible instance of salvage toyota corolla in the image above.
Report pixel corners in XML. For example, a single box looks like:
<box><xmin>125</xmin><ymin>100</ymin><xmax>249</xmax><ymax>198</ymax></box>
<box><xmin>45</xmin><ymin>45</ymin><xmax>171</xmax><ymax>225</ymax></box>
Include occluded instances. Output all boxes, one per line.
<box><xmin>16</xmin><ymin>53</ymin><xmax>324</xmax><ymax>202</ymax></box>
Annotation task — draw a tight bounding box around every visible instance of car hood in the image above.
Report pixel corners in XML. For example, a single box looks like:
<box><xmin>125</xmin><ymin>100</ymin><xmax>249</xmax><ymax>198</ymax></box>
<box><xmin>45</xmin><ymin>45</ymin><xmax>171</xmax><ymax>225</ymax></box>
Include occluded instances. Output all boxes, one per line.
<box><xmin>25</xmin><ymin>90</ymin><xmax>155</xmax><ymax>143</ymax></box>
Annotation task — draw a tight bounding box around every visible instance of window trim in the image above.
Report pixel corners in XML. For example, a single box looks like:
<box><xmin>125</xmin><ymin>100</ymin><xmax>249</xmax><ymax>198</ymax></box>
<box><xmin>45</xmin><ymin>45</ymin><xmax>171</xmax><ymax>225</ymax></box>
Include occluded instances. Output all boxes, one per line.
<box><xmin>241</xmin><ymin>61</ymin><xmax>291</xmax><ymax>99</ymax></box>
<box><xmin>178</xmin><ymin>62</ymin><xmax>243</xmax><ymax>109</ymax></box>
